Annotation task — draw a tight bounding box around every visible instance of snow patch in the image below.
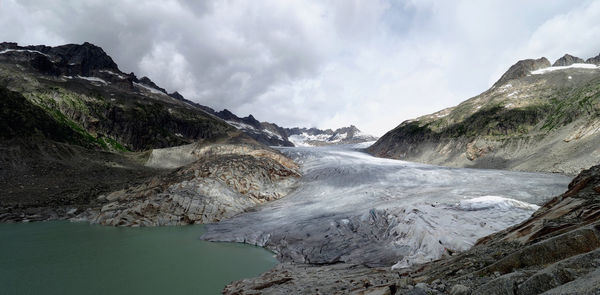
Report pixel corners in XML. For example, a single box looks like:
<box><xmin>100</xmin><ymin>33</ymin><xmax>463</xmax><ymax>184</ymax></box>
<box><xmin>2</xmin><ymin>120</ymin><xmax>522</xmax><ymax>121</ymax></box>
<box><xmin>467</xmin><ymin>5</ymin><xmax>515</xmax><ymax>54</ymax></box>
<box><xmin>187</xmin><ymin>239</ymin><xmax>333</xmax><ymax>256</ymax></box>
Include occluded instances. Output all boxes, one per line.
<box><xmin>133</xmin><ymin>82</ymin><xmax>165</xmax><ymax>95</ymax></box>
<box><xmin>351</xmin><ymin>141</ymin><xmax>376</xmax><ymax>149</ymax></box>
<box><xmin>261</xmin><ymin>128</ymin><xmax>284</xmax><ymax>141</ymax></box>
<box><xmin>507</xmin><ymin>91</ymin><xmax>518</xmax><ymax>97</ymax></box>
<box><xmin>288</xmin><ymin>133</ymin><xmax>331</xmax><ymax>146</ymax></box>
<box><xmin>329</xmin><ymin>132</ymin><xmax>348</xmax><ymax>143</ymax></box>
<box><xmin>0</xmin><ymin>49</ymin><xmax>50</xmax><ymax>57</ymax></box>
<box><xmin>531</xmin><ymin>63</ymin><xmax>598</xmax><ymax>75</ymax></box>
<box><xmin>100</xmin><ymin>70</ymin><xmax>126</xmax><ymax>79</ymax></box>
<box><xmin>226</xmin><ymin>120</ymin><xmax>257</xmax><ymax>131</ymax></box>
<box><xmin>76</xmin><ymin>75</ymin><xmax>108</xmax><ymax>85</ymax></box>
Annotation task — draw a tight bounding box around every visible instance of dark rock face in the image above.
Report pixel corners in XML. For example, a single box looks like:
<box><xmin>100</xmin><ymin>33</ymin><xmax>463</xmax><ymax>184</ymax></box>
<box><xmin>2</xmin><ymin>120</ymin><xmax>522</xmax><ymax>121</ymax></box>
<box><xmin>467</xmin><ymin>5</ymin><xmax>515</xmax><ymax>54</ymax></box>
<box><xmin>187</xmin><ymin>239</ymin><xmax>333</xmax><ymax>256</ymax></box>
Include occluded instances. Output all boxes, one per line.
<box><xmin>493</xmin><ymin>57</ymin><xmax>550</xmax><ymax>87</ymax></box>
<box><xmin>0</xmin><ymin>41</ymin><xmax>122</xmax><ymax>78</ymax></box>
<box><xmin>49</xmin><ymin>42</ymin><xmax>120</xmax><ymax>76</ymax></box>
<box><xmin>553</xmin><ymin>54</ymin><xmax>585</xmax><ymax>66</ymax></box>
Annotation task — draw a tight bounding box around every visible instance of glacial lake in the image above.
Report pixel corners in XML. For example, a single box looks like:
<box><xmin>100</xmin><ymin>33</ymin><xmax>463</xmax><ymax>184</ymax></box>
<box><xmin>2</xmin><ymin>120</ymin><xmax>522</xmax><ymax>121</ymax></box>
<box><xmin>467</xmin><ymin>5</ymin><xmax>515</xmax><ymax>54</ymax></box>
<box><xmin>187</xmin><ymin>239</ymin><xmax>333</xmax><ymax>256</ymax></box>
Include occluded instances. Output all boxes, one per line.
<box><xmin>0</xmin><ymin>221</ymin><xmax>278</xmax><ymax>295</ymax></box>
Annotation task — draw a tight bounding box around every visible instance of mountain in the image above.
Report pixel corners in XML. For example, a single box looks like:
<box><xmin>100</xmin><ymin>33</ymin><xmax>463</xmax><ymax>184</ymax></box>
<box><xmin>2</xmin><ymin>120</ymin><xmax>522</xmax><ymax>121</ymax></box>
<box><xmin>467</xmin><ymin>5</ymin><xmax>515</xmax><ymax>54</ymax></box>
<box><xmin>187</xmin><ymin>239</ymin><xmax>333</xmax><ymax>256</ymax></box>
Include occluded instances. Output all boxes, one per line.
<box><xmin>0</xmin><ymin>42</ymin><xmax>299</xmax><ymax>222</ymax></box>
<box><xmin>369</xmin><ymin>53</ymin><xmax>600</xmax><ymax>175</ymax></box>
<box><xmin>285</xmin><ymin>125</ymin><xmax>378</xmax><ymax>146</ymax></box>
<box><xmin>199</xmin><ymin>105</ymin><xmax>378</xmax><ymax>147</ymax></box>
<box><xmin>0</xmin><ymin>41</ymin><xmax>240</xmax><ymax>151</ymax></box>
<box><xmin>202</xmin><ymin>107</ymin><xmax>295</xmax><ymax>147</ymax></box>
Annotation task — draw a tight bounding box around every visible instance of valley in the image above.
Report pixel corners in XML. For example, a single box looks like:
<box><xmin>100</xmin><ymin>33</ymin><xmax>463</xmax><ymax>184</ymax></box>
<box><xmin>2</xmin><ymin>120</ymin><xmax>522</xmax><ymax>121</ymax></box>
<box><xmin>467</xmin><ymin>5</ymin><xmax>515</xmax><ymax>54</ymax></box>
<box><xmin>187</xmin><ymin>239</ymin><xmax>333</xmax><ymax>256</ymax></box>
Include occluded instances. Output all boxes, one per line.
<box><xmin>2</xmin><ymin>40</ymin><xmax>600</xmax><ymax>294</ymax></box>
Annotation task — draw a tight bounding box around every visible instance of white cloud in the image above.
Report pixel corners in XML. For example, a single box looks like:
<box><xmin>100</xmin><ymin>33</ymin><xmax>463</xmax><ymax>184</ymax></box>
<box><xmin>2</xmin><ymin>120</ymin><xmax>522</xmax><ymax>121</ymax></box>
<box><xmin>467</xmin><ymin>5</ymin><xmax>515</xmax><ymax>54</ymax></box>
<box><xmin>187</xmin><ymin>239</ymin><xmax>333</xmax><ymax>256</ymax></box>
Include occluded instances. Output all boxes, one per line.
<box><xmin>0</xmin><ymin>0</ymin><xmax>599</xmax><ymax>135</ymax></box>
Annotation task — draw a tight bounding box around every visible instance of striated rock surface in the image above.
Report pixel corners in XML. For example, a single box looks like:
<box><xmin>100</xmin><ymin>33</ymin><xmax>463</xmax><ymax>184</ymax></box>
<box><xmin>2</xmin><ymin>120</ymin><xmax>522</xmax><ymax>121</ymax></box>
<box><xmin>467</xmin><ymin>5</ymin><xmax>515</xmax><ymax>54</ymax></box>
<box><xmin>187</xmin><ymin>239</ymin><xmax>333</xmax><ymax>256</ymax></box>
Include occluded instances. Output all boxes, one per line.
<box><xmin>79</xmin><ymin>144</ymin><xmax>300</xmax><ymax>226</ymax></box>
<box><xmin>221</xmin><ymin>164</ymin><xmax>600</xmax><ymax>294</ymax></box>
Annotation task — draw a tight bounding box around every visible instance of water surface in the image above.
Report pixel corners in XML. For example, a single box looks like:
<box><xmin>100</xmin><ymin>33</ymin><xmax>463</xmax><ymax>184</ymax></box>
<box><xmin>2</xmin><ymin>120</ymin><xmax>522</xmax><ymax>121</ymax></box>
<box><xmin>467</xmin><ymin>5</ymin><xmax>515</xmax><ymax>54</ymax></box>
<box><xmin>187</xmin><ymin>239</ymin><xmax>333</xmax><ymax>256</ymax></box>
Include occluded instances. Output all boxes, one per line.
<box><xmin>0</xmin><ymin>221</ymin><xmax>277</xmax><ymax>295</ymax></box>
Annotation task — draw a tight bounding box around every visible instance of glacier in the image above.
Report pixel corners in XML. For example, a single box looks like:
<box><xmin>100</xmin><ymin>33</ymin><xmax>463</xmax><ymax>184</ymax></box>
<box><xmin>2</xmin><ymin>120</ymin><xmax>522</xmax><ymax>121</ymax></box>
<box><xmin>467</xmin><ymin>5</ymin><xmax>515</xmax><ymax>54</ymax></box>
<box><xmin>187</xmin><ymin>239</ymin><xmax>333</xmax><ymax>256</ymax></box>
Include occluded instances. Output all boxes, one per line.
<box><xmin>201</xmin><ymin>145</ymin><xmax>570</xmax><ymax>268</ymax></box>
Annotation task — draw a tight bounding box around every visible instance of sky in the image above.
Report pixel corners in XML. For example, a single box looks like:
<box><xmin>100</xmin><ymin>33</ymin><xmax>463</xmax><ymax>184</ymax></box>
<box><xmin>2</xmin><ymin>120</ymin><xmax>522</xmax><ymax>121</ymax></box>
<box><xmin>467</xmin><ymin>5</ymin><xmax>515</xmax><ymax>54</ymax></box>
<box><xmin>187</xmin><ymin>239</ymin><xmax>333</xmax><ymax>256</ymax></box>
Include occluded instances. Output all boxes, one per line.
<box><xmin>1</xmin><ymin>0</ymin><xmax>600</xmax><ymax>136</ymax></box>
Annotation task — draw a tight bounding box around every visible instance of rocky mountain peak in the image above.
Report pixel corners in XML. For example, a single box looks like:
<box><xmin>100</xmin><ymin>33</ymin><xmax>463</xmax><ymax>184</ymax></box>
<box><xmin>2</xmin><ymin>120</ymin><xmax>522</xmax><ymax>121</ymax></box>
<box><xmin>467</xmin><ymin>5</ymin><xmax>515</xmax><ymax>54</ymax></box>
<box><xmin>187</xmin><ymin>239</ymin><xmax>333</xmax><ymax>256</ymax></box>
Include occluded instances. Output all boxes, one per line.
<box><xmin>586</xmin><ymin>53</ymin><xmax>600</xmax><ymax>65</ymax></box>
<box><xmin>168</xmin><ymin>91</ymin><xmax>185</xmax><ymax>101</ymax></box>
<box><xmin>138</xmin><ymin>76</ymin><xmax>167</xmax><ymax>93</ymax></box>
<box><xmin>51</xmin><ymin>42</ymin><xmax>120</xmax><ymax>75</ymax></box>
<box><xmin>0</xmin><ymin>42</ymin><xmax>120</xmax><ymax>77</ymax></box>
<box><xmin>552</xmin><ymin>54</ymin><xmax>584</xmax><ymax>67</ymax></box>
<box><xmin>493</xmin><ymin>57</ymin><xmax>550</xmax><ymax>87</ymax></box>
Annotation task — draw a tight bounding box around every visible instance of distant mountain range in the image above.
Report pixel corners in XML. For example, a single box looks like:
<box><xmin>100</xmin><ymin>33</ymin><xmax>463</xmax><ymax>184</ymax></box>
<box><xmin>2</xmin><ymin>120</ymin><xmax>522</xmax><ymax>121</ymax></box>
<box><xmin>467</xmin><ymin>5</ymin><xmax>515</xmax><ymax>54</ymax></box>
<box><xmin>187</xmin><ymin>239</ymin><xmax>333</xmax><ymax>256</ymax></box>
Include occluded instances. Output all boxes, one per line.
<box><xmin>203</xmin><ymin>106</ymin><xmax>378</xmax><ymax>147</ymax></box>
<box><xmin>369</xmin><ymin>52</ymin><xmax>600</xmax><ymax>174</ymax></box>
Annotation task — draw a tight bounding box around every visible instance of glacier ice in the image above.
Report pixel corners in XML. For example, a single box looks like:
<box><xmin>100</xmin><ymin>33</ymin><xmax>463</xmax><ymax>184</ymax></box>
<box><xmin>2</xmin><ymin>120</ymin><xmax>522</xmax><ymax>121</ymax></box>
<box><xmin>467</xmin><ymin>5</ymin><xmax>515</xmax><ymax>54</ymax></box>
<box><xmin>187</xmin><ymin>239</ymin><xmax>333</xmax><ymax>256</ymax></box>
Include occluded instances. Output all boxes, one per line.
<box><xmin>201</xmin><ymin>146</ymin><xmax>570</xmax><ymax>268</ymax></box>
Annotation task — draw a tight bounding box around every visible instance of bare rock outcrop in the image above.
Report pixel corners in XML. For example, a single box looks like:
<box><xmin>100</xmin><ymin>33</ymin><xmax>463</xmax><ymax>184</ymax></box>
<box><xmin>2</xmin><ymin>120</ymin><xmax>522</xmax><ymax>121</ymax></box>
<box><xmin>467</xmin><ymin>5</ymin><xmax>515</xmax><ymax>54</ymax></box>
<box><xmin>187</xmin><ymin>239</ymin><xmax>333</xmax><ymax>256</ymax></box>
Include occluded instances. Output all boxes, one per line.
<box><xmin>79</xmin><ymin>144</ymin><xmax>300</xmax><ymax>226</ymax></box>
<box><xmin>553</xmin><ymin>54</ymin><xmax>584</xmax><ymax>66</ymax></box>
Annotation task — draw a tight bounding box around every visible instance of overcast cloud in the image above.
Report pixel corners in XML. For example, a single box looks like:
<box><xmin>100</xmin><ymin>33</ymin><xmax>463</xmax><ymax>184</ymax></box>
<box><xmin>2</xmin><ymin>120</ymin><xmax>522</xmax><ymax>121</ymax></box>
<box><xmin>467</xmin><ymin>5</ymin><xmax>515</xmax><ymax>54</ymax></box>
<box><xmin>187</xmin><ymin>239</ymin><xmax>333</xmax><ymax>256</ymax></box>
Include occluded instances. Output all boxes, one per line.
<box><xmin>1</xmin><ymin>0</ymin><xmax>599</xmax><ymax>135</ymax></box>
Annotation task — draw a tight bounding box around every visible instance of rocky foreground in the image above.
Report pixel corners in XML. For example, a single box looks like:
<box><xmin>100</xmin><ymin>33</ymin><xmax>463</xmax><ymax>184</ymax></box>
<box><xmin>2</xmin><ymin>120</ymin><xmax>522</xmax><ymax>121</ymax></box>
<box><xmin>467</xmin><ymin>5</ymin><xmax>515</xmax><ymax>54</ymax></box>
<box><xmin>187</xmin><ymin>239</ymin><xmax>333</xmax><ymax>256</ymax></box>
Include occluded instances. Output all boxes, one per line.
<box><xmin>221</xmin><ymin>164</ymin><xmax>600</xmax><ymax>294</ymax></box>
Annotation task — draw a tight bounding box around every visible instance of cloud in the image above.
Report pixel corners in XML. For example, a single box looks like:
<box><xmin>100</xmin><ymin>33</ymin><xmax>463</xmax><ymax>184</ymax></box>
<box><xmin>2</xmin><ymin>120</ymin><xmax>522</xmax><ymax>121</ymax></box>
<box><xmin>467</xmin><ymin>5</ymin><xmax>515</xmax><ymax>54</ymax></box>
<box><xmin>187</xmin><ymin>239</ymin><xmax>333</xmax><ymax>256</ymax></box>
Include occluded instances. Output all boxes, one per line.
<box><xmin>0</xmin><ymin>0</ymin><xmax>599</xmax><ymax>135</ymax></box>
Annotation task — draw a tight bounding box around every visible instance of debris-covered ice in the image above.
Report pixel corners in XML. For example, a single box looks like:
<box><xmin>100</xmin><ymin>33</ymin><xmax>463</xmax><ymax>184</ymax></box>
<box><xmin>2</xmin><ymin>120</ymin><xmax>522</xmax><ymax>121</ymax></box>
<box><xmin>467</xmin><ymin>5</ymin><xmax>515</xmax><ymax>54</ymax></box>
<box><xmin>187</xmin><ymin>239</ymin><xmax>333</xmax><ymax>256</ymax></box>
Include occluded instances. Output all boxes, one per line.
<box><xmin>202</xmin><ymin>146</ymin><xmax>570</xmax><ymax>268</ymax></box>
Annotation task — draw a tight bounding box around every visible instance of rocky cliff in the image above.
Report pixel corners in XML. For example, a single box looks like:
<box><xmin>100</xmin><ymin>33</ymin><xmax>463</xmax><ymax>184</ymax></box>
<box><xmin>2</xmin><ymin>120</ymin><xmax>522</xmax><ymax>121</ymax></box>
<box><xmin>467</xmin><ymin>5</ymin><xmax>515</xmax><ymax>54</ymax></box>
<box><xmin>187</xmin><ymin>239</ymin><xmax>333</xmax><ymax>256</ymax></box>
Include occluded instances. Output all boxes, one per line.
<box><xmin>369</xmin><ymin>53</ymin><xmax>600</xmax><ymax>175</ymax></box>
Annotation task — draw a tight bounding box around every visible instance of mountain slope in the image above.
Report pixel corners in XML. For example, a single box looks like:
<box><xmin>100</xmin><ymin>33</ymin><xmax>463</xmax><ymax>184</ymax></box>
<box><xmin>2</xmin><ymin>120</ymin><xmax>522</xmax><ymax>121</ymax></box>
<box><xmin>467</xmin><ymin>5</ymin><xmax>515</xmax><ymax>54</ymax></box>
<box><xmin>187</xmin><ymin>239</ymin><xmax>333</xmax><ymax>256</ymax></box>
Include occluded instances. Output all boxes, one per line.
<box><xmin>0</xmin><ymin>42</ymin><xmax>239</xmax><ymax>151</ymax></box>
<box><xmin>369</xmin><ymin>53</ymin><xmax>600</xmax><ymax>175</ymax></box>
<box><xmin>0</xmin><ymin>42</ymin><xmax>299</xmax><ymax>223</ymax></box>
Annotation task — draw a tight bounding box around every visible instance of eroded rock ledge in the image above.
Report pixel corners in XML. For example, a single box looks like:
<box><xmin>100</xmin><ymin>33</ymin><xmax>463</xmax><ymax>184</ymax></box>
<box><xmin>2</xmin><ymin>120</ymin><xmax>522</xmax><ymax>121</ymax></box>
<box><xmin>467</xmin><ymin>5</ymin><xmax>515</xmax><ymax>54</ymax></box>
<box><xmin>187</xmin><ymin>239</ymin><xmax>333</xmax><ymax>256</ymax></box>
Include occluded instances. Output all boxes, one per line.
<box><xmin>222</xmin><ymin>164</ymin><xmax>600</xmax><ymax>294</ymax></box>
<box><xmin>77</xmin><ymin>144</ymin><xmax>301</xmax><ymax>226</ymax></box>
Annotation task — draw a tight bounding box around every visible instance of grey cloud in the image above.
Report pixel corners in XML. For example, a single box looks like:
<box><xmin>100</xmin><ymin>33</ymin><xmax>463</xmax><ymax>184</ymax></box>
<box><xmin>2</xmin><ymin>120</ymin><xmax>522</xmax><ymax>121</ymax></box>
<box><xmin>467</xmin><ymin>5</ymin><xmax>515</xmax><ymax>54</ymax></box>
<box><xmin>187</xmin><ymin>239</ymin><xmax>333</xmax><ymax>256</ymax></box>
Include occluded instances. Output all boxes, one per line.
<box><xmin>1</xmin><ymin>0</ymin><xmax>599</xmax><ymax>135</ymax></box>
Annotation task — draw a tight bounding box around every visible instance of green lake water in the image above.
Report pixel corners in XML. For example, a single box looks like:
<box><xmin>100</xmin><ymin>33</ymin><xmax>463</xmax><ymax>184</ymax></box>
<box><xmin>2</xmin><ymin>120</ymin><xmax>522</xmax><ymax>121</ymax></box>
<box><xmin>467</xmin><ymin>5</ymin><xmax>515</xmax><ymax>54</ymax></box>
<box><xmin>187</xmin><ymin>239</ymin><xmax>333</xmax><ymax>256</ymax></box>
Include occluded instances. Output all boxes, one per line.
<box><xmin>0</xmin><ymin>221</ymin><xmax>278</xmax><ymax>295</ymax></box>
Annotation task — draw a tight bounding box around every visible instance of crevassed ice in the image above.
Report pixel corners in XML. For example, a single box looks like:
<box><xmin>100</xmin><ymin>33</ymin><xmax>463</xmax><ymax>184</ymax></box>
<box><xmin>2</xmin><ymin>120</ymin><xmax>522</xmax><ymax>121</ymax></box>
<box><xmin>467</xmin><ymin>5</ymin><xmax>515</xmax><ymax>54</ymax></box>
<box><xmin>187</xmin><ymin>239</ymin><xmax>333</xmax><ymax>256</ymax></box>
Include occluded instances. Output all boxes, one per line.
<box><xmin>202</xmin><ymin>146</ymin><xmax>570</xmax><ymax>269</ymax></box>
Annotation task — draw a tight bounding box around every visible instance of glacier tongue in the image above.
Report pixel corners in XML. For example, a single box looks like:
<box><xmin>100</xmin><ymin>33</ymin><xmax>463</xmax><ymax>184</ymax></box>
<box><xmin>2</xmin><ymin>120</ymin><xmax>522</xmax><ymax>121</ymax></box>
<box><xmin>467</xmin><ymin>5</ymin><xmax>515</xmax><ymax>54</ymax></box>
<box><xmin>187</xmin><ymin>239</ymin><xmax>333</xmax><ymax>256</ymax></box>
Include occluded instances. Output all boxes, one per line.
<box><xmin>201</xmin><ymin>146</ymin><xmax>570</xmax><ymax>268</ymax></box>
